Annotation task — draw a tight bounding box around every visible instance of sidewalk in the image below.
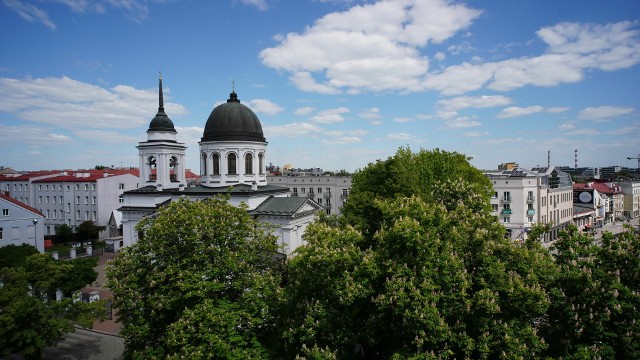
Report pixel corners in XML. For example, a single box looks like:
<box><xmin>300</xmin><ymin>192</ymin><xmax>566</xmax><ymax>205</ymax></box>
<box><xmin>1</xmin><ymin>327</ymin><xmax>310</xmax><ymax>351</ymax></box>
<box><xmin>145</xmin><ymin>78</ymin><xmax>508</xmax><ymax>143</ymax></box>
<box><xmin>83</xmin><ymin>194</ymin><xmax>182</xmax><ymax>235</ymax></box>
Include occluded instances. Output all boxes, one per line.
<box><xmin>83</xmin><ymin>251</ymin><xmax>122</xmax><ymax>334</ymax></box>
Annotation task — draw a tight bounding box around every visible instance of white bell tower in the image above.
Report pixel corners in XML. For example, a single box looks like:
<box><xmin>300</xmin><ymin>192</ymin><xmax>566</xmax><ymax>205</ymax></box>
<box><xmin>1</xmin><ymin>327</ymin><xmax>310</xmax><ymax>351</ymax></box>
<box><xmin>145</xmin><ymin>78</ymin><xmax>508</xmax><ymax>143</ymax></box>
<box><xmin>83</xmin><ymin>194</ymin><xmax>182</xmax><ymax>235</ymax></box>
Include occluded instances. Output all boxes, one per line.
<box><xmin>137</xmin><ymin>73</ymin><xmax>186</xmax><ymax>190</ymax></box>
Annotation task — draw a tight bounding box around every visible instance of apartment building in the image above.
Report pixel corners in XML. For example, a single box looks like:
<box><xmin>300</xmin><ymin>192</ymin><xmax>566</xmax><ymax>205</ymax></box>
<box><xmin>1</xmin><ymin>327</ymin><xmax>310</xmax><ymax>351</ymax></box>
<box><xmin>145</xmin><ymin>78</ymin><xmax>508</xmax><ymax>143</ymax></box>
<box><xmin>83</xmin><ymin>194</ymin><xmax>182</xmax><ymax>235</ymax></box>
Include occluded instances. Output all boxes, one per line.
<box><xmin>619</xmin><ymin>181</ymin><xmax>640</xmax><ymax>219</ymax></box>
<box><xmin>10</xmin><ymin>170</ymin><xmax>140</xmax><ymax>237</ymax></box>
<box><xmin>0</xmin><ymin>193</ymin><xmax>45</xmax><ymax>252</ymax></box>
<box><xmin>485</xmin><ymin>166</ymin><xmax>574</xmax><ymax>243</ymax></box>
<box><xmin>267</xmin><ymin>175</ymin><xmax>352</xmax><ymax>215</ymax></box>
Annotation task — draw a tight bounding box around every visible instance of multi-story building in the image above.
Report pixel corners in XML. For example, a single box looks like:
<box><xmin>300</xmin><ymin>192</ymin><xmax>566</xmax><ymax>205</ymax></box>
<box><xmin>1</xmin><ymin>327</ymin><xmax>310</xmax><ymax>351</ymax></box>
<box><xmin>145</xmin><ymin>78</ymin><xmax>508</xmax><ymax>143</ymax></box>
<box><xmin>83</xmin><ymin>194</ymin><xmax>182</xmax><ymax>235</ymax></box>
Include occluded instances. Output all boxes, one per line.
<box><xmin>0</xmin><ymin>171</ymin><xmax>65</xmax><ymax>207</ymax></box>
<box><xmin>485</xmin><ymin>166</ymin><xmax>574</xmax><ymax>243</ymax></box>
<box><xmin>574</xmin><ymin>181</ymin><xmax>623</xmax><ymax>224</ymax></box>
<box><xmin>0</xmin><ymin>193</ymin><xmax>45</xmax><ymax>252</ymax></box>
<box><xmin>619</xmin><ymin>181</ymin><xmax>640</xmax><ymax>219</ymax></box>
<box><xmin>267</xmin><ymin>175</ymin><xmax>352</xmax><ymax>215</ymax></box>
<box><xmin>30</xmin><ymin>170</ymin><xmax>140</xmax><ymax>237</ymax></box>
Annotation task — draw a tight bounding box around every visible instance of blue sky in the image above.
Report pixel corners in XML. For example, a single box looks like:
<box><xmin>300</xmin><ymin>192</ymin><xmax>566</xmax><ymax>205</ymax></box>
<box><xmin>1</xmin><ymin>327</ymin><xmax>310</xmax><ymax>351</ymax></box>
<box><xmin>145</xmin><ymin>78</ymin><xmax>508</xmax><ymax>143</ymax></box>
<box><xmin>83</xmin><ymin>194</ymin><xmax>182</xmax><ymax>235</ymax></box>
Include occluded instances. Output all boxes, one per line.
<box><xmin>1</xmin><ymin>0</ymin><xmax>639</xmax><ymax>173</ymax></box>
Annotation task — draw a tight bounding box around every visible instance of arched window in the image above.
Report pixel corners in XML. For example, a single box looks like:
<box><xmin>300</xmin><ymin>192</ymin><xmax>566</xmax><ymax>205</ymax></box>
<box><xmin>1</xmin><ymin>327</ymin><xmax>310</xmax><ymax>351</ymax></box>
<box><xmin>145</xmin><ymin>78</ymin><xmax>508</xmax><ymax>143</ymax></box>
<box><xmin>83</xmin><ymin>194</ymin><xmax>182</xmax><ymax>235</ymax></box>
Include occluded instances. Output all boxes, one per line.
<box><xmin>201</xmin><ymin>153</ymin><xmax>207</xmax><ymax>176</ymax></box>
<box><xmin>212</xmin><ymin>153</ymin><xmax>220</xmax><ymax>175</ymax></box>
<box><xmin>148</xmin><ymin>156</ymin><xmax>156</xmax><ymax>181</ymax></box>
<box><xmin>227</xmin><ymin>153</ymin><xmax>237</xmax><ymax>175</ymax></box>
<box><xmin>258</xmin><ymin>153</ymin><xmax>264</xmax><ymax>175</ymax></box>
<box><xmin>245</xmin><ymin>153</ymin><xmax>253</xmax><ymax>174</ymax></box>
<box><xmin>170</xmin><ymin>156</ymin><xmax>178</xmax><ymax>182</ymax></box>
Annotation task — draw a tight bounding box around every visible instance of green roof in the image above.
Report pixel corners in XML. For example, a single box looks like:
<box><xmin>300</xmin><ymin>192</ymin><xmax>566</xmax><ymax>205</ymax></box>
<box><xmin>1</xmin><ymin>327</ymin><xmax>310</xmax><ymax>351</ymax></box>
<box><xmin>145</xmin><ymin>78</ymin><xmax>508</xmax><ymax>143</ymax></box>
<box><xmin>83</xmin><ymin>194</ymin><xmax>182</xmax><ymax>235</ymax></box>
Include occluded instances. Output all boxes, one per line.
<box><xmin>250</xmin><ymin>196</ymin><xmax>318</xmax><ymax>218</ymax></box>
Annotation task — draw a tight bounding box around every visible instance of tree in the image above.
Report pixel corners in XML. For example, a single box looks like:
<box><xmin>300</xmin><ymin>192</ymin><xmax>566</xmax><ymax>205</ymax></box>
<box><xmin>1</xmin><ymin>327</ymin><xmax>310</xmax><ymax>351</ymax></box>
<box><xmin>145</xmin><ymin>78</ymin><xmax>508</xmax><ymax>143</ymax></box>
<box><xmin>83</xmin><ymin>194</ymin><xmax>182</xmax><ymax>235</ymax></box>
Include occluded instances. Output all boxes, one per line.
<box><xmin>541</xmin><ymin>225</ymin><xmax>640</xmax><ymax>358</ymax></box>
<box><xmin>341</xmin><ymin>147</ymin><xmax>493</xmax><ymax>240</ymax></box>
<box><xmin>76</xmin><ymin>221</ymin><xmax>106</xmax><ymax>241</ymax></box>
<box><xmin>278</xmin><ymin>148</ymin><xmax>556</xmax><ymax>358</ymax></box>
<box><xmin>107</xmin><ymin>196</ymin><xmax>283</xmax><ymax>359</ymax></box>
<box><xmin>54</xmin><ymin>224</ymin><xmax>73</xmax><ymax>244</ymax></box>
<box><xmin>0</xmin><ymin>244</ymin><xmax>39</xmax><ymax>268</ymax></box>
<box><xmin>0</xmin><ymin>253</ymin><xmax>105</xmax><ymax>359</ymax></box>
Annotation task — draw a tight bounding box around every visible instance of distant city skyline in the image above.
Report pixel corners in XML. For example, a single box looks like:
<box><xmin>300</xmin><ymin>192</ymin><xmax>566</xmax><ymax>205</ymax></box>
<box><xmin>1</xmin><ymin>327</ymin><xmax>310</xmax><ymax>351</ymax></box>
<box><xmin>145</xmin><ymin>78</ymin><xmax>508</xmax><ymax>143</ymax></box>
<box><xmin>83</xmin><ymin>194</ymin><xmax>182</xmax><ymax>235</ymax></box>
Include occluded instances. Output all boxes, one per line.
<box><xmin>1</xmin><ymin>0</ymin><xmax>639</xmax><ymax>172</ymax></box>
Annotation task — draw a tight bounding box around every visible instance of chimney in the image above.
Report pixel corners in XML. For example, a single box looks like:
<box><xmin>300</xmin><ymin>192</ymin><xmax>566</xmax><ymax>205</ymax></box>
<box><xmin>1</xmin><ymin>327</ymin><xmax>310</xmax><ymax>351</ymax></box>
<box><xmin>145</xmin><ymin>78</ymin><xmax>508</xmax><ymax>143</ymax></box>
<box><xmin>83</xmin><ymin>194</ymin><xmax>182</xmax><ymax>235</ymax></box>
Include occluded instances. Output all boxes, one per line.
<box><xmin>156</xmin><ymin>184</ymin><xmax>163</xmax><ymax>191</ymax></box>
<box><xmin>251</xmin><ymin>181</ymin><xmax>258</xmax><ymax>191</ymax></box>
<box><xmin>178</xmin><ymin>184</ymin><xmax>184</xmax><ymax>192</ymax></box>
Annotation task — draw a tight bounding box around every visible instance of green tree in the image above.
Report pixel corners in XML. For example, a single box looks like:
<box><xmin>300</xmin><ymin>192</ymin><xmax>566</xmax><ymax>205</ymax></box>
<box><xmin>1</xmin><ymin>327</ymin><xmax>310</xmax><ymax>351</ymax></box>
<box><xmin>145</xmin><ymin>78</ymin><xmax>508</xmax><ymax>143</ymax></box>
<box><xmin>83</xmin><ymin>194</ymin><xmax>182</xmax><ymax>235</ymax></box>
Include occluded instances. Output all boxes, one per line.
<box><xmin>542</xmin><ymin>225</ymin><xmax>640</xmax><ymax>358</ymax></box>
<box><xmin>107</xmin><ymin>196</ymin><xmax>283</xmax><ymax>359</ymax></box>
<box><xmin>0</xmin><ymin>244</ymin><xmax>39</xmax><ymax>268</ymax></box>
<box><xmin>341</xmin><ymin>147</ymin><xmax>492</xmax><ymax>240</ymax></box>
<box><xmin>0</xmin><ymin>253</ymin><xmax>105</xmax><ymax>359</ymax></box>
<box><xmin>76</xmin><ymin>221</ymin><xmax>106</xmax><ymax>241</ymax></box>
<box><xmin>54</xmin><ymin>224</ymin><xmax>73</xmax><ymax>244</ymax></box>
<box><xmin>278</xmin><ymin>148</ymin><xmax>556</xmax><ymax>358</ymax></box>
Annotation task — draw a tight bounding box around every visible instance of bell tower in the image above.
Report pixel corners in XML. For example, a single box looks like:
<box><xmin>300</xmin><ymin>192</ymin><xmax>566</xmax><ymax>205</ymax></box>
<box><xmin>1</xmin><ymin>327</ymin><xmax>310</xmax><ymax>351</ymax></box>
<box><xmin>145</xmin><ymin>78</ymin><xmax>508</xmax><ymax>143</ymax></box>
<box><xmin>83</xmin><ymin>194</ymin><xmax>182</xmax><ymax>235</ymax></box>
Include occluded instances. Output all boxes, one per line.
<box><xmin>136</xmin><ymin>73</ymin><xmax>186</xmax><ymax>189</ymax></box>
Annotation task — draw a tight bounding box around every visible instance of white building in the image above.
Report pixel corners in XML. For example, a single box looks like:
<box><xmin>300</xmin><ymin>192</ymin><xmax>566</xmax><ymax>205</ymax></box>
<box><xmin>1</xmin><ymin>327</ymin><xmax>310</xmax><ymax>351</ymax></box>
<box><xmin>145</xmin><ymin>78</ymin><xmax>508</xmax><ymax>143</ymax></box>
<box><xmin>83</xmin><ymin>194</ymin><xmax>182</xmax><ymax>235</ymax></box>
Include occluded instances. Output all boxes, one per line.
<box><xmin>120</xmin><ymin>78</ymin><xmax>321</xmax><ymax>254</ymax></box>
<box><xmin>267</xmin><ymin>175</ymin><xmax>352</xmax><ymax>215</ymax></box>
<box><xmin>619</xmin><ymin>181</ymin><xmax>640</xmax><ymax>219</ymax></box>
<box><xmin>485</xmin><ymin>166</ymin><xmax>574</xmax><ymax>243</ymax></box>
<box><xmin>0</xmin><ymin>193</ymin><xmax>45</xmax><ymax>252</ymax></box>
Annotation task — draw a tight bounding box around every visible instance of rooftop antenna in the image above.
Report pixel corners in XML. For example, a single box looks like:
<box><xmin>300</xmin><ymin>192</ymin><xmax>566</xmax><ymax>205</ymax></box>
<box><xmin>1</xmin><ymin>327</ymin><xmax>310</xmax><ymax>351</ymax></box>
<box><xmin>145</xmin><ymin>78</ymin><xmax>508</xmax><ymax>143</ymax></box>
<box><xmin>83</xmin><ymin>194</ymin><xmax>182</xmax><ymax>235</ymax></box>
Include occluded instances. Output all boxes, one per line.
<box><xmin>232</xmin><ymin>80</ymin><xmax>235</xmax><ymax>92</ymax></box>
<box><xmin>575</xmin><ymin>148</ymin><xmax>578</xmax><ymax>169</ymax></box>
<box><xmin>547</xmin><ymin>150</ymin><xmax>550</xmax><ymax>168</ymax></box>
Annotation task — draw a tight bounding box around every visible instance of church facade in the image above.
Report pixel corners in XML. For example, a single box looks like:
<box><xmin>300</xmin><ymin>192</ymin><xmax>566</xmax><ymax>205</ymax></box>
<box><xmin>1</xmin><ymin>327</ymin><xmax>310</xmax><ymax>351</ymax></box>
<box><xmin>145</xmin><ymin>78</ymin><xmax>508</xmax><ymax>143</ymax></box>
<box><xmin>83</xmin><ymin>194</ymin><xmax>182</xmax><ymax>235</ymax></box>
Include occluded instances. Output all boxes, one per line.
<box><xmin>119</xmin><ymin>76</ymin><xmax>321</xmax><ymax>254</ymax></box>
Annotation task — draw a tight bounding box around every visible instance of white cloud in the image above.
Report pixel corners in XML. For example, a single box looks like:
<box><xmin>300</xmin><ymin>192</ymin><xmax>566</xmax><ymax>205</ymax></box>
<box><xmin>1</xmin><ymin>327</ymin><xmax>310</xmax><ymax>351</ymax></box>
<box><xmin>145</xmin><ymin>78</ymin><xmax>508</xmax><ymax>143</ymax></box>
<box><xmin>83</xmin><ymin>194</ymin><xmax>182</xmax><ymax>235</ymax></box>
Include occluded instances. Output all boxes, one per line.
<box><xmin>464</xmin><ymin>131</ymin><xmax>488</xmax><ymax>137</ymax></box>
<box><xmin>496</xmin><ymin>106</ymin><xmax>544</xmax><ymax>119</ymax></box>
<box><xmin>294</xmin><ymin>106</ymin><xmax>316</xmax><ymax>115</ymax></box>
<box><xmin>547</xmin><ymin>106</ymin><xmax>571</xmax><ymax>113</ymax></box>
<box><xmin>239</xmin><ymin>0</ymin><xmax>268</xmax><ymax>11</ymax></box>
<box><xmin>311</xmin><ymin>107</ymin><xmax>350</xmax><ymax>123</ymax></box>
<box><xmin>261</xmin><ymin>0</ymin><xmax>481</xmax><ymax>94</ymax></box>
<box><xmin>358</xmin><ymin>107</ymin><xmax>381</xmax><ymax>119</ymax></box>
<box><xmin>322</xmin><ymin>136</ymin><xmax>362</xmax><ymax>145</ymax></box>
<box><xmin>263</xmin><ymin>122</ymin><xmax>322</xmax><ymax>137</ymax></box>
<box><xmin>559</xmin><ymin>121</ymin><xmax>576</xmax><ymax>130</ymax></box>
<box><xmin>74</xmin><ymin>129</ymin><xmax>137</xmax><ymax>143</ymax></box>
<box><xmin>247</xmin><ymin>99</ymin><xmax>284</xmax><ymax>115</ymax></box>
<box><xmin>3</xmin><ymin>0</ymin><xmax>56</xmax><ymax>29</ymax></box>
<box><xmin>387</xmin><ymin>133</ymin><xmax>415</xmax><ymax>141</ymax></box>
<box><xmin>2</xmin><ymin>124</ymin><xmax>73</xmax><ymax>145</ymax></box>
<box><xmin>0</xmin><ymin>76</ymin><xmax>187</xmax><ymax>130</ymax></box>
<box><xmin>578</xmin><ymin>106</ymin><xmax>634</xmax><ymax>120</ymax></box>
<box><xmin>393</xmin><ymin>117</ymin><xmax>413</xmax><ymax>123</ymax></box>
<box><xmin>433</xmin><ymin>52</ymin><xmax>446</xmax><ymax>61</ymax></box>
<box><xmin>437</xmin><ymin>95</ymin><xmax>512</xmax><ymax>118</ymax></box>
<box><xmin>444</xmin><ymin>116</ymin><xmax>481</xmax><ymax>128</ymax></box>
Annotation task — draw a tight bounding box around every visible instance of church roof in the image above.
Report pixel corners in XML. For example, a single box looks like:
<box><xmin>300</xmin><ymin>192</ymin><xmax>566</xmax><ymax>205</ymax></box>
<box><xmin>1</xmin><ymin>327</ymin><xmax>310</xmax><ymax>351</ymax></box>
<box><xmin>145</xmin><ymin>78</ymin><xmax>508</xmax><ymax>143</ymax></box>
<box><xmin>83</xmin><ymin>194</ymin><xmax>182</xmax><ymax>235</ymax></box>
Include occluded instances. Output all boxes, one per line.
<box><xmin>201</xmin><ymin>91</ymin><xmax>265</xmax><ymax>143</ymax></box>
<box><xmin>250</xmin><ymin>196</ymin><xmax>321</xmax><ymax>218</ymax></box>
<box><xmin>124</xmin><ymin>183</ymin><xmax>289</xmax><ymax>196</ymax></box>
<box><xmin>148</xmin><ymin>74</ymin><xmax>176</xmax><ymax>133</ymax></box>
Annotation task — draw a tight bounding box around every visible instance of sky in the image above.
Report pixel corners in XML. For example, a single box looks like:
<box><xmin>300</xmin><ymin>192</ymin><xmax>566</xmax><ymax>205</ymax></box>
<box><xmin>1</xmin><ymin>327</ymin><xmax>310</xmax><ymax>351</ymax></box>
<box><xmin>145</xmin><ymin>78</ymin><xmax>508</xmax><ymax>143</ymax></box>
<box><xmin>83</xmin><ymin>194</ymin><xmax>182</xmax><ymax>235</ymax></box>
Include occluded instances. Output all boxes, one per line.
<box><xmin>1</xmin><ymin>0</ymin><xmax>639</xmax><ymax>173</ymax></box>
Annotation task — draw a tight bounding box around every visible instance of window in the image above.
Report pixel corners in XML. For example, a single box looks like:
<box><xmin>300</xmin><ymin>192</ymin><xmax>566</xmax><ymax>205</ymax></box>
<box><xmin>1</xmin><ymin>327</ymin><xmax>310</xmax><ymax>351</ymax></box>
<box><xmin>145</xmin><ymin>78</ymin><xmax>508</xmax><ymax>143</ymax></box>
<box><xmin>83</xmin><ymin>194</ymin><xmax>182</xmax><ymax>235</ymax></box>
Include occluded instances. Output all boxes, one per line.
<box><xmin>213</xmin><ymin>153</ymin><xmax>220</xmax><ymax>175</ymax></box>
<box><xmin>119</xmin><ymin>183</ymin><xmax>125</xmax><ymax>190</ymax></box>
<box><xmin>76</xmin><ymin>184</ymin><xmax>80</xmax><ymax>190</ymax></box>
<box><xmin>201</xmin><ymin>153</ymin><xmax>208</xmax><ymax>175</ymax></box>
<box><xmin>84</xmin><ymin>184</ymin><xmax>89</xmax><ymax>191</ymax></box>
<box><xmin>45</xmin><ymin>196</ymin><xmax>49</xmax><ymax>204</ymax></box>
<box><xmin>59</xmin><ymin>196</ymin><xmax>63</xmax><ymax>204</ymax></box>
<box><xmin>119</xmin><ymin>195</ymin><xmax>124</xmax><ymax>204</ymax></box>
<box><xmin>258</xmin><ymin>153</ymin><xmax>264</xmax><ymax>175</ymax></box>
<box><xmin>53</xmin><ymin>210</ymin><xmax>57</xmax><ymax>219</ymax></box>
<box><xmin>342</xmin><ymin>189</ymin><xmax>349</xmax><ymax>198</ymax></box>
<box><xmin>91</xmin><ymin>184</ymin><xmax>96</xmax><ymax>190</ymax></box>
<box><xmin>52</xmin><ymin>196</ymin><xmax>56</xmax><ymax>204</ymax></box>
<box><xmin>77</xmin><ymin>210</ymin><xmax>81</xmax><ymax>220</ymax></box>
<box><xmin>58</xmin><ymin>185</ymin><xmax>62</xmax><ymax>191</ymax></box>
<box><xmin>76</xmin><ymin>196</ymin><xmax>80</xmax><ymax>205</ymax></box>
<box><xmin>38</xmin><ymin>196</ymin><xmax>42</xmax><ymax>204</ymax></box>
<box><xmin>46</xmin><ymin>210</ymin><xmax>50</xmax><ymax>219</ymax></box>
<box><xmin>2</xmin><ymin>209</ymin><xmax>8</xmax><ymax>216</ymax></box>
<box><xmin>85</xmin><ymin>196</ymin><xmax>89</xmax><ymax>204</ymax></box>
<box><xmin>227</xmin><ymin>153</ymin><xmax>237</xmax><ymax>175</ymax></box>
<box><xmin>66</xmin><ymin>185</ymin><xmax>71</xmax><ymax>191</ymax></box>
<box><xmin>492</xmin><ymin>204</ymin><xmax>498</xmax><ymax>212</ymax></box>
<box><xmin>25</xmin><ymin>184</ymin><xmax>29</xmax><ymax>191</ymax></box>
<box><xmin>0</xmin><ymin>227</ymin><xmax>3</xmax><ymax>240</ymax></box>
<box><xmin>45</xmin><ymin>185</ymin><xmax>49</xmax><ymax>191</ymax></box>
<box><xmin>309</xmin><ymin>188</ymin><xmax>314</xmax><ymax>196</ymax></box>
<box><xmin>245</xmin><ymin>153</ymin><xmax>253</xmax><ymax>174</ymax></box>
<box><xmin>503</xmin><ymin>191</ymin><xmax>511</xmax><ymax>201</ymax></box>
<box><xmin>92</xmin><ymin>211</ymin><xmax>96</xmax><ymax>221</ymax></box>
<box><xmin>38</xmin><ymin>185</ymin><xmax>42</xmax><ymax>191</ymax></box>
<box><xmin>503</xmin><ymin>216</ymin><xmax>510</xmax><ymax>223</ymax></box>
<box><xmin>67</xmin><ymin>203</ymin><xmax>71</xmax><ymax>212</ymax></box>
<box><xmin>317</xmin><ymin>198</ymin><xmax>322</xmax><ymax>205</ymax></box>
<box><xmin>292</xmin><ymin>188</ymin><xmax>298</xmax><ymax>196</ymax></box>
<box><xmin>92</xmin><ymin>196</ymin><xmax>96</xmax><ymax>205</ymax></box>
<box><xmin>85</xmin><ymin>211</ymin><xmax>89</xmax><ymax>220</ymax></box>
<box><xmin>318</xmin><ymin>187</ymin><xmax>322</xmax><ymax>193</ymax></box>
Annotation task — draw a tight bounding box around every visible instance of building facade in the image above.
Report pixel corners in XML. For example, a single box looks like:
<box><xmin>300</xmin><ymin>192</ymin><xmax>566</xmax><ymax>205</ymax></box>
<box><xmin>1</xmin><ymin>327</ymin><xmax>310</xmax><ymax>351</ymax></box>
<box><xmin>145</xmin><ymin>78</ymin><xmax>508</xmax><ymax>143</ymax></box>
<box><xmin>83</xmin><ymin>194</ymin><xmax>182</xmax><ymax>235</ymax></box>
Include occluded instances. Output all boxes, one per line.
<box><xmin>619</xmin><ymin>181</ymin><xmax>640</xmax><ymax>219</ymax></box>
<box><xmin>0</xmin><ymin>193</ymin><xmax>45</xmax><ymax>252</ymax></box>
<box><xmin>485</xmin><ymin>166</ymin><xmax>574</xmax><ymax>243</ymax></box>
<box><xmin>267</xmin><ymin>175</ymin><xmax>352</xmax><ymax>215</ymax></box>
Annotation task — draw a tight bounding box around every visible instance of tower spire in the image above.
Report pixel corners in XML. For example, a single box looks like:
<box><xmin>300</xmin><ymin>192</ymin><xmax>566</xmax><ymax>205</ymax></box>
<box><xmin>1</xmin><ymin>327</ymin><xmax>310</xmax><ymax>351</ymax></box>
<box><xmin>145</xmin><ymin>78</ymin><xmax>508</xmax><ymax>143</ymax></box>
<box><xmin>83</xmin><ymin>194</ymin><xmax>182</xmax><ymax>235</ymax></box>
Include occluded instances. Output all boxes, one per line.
<box><xmin>158</xmin><ymin>71</ymin><xmax>165</xmax><ymax>114</ymax></box>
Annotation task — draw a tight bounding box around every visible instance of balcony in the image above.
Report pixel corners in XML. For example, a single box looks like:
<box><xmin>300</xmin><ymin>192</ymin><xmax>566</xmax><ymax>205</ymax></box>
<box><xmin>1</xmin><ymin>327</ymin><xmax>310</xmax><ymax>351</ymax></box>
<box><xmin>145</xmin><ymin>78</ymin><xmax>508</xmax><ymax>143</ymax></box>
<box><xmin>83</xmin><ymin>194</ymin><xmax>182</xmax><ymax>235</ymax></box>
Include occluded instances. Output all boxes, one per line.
<box><xmin>527</xmin><ymin>209</ymin><xmax>536</xmax><ymax>216</ymax></box>
<box><xmin>501</xmin><ymin>209</ymin><xmax>512</xmax><ymax>215</ymax></box>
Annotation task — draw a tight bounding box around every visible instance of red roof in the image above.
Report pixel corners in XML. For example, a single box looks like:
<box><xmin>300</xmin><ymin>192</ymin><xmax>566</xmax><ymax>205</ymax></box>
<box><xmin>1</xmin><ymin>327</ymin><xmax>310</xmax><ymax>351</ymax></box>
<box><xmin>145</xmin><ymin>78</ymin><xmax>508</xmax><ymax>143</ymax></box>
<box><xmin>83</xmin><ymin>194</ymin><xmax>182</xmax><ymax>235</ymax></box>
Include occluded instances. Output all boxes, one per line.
<box><xmin>0</xmin><ymin>193</ymin><xmax>44</xmax><ymax>217</ymax></box>
<box><xmin>32</xmin><ymin>169</ymin><xmax>140</xmax><ymax>183</ymax></box>
<box><xmin>574</xmin><ymin>182</ymin><xmax>622</xmax><ymax>194</ymax></box>
<box><xmin>0</xmin><ymin>170</ymin><xmax>63</xmax><ymax>182</ymax></box>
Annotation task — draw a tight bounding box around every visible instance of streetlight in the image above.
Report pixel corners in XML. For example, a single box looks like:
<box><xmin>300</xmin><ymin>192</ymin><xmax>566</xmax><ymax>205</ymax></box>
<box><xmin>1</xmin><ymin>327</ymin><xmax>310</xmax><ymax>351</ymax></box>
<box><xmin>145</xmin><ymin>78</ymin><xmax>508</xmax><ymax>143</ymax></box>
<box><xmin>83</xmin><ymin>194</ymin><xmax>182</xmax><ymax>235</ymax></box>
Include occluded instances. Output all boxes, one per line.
<box><xmin>32</xmin><ymin>219</ymin><xmax>38</xmax><ymax>249</ymax></box>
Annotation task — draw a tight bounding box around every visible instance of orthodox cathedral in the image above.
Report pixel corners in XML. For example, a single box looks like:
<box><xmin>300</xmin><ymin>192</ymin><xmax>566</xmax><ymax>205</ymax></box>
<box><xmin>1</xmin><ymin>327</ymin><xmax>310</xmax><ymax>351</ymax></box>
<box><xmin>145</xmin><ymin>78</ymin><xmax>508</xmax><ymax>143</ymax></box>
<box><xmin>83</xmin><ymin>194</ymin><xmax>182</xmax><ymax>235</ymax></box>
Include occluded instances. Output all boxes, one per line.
<box><xmin>118</xmin><ymin>76</ymin><xmax>321</xmax><ymax>254</ymax></box>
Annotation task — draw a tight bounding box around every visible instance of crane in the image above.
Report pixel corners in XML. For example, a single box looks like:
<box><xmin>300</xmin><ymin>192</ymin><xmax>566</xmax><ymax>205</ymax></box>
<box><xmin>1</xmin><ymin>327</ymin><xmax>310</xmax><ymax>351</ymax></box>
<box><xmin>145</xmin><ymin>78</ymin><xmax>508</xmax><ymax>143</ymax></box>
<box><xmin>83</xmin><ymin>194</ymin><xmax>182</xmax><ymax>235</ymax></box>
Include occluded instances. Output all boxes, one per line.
<box><xmin>628</xmin><ymin>153</ymin><xmax>640</xmax><ymax>178</ymax></box>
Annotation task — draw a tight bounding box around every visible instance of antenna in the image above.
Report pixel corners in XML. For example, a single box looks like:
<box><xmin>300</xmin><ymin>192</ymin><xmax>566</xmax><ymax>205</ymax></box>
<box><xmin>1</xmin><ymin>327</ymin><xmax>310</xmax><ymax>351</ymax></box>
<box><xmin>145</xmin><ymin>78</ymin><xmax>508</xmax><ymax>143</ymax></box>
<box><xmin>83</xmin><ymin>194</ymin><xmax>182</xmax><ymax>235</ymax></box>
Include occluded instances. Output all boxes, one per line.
<box><xmin>547</xmin><ymin>150</ymin><xmax>550</xmax><ymax>168</ymax></box>
<box><xmin>575</xmin><ymin>149</ymin><xmax>578</xmax><ymax>169</ymax></box>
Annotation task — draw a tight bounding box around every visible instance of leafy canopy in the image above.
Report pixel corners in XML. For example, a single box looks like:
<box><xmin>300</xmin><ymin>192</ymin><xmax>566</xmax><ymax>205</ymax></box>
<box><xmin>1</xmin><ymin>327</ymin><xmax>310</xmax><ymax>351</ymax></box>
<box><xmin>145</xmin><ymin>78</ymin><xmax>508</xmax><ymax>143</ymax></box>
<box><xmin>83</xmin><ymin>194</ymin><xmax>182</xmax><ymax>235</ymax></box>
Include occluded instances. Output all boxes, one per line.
<box><xmin>108</xmin><ymin>196</ymin><xmax>283</xmax><ymax>359</ymax></box>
